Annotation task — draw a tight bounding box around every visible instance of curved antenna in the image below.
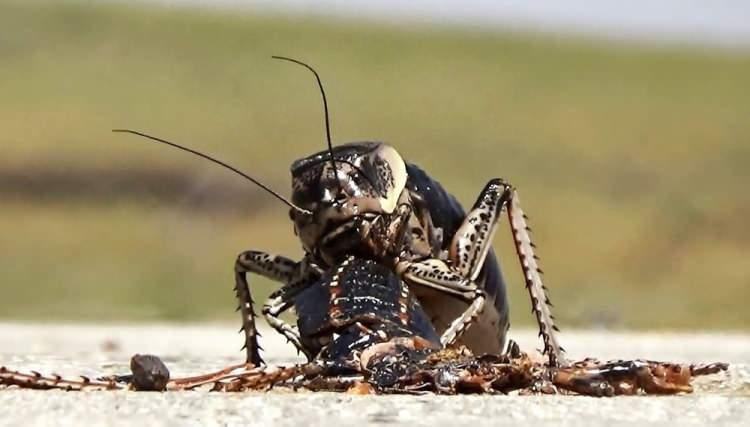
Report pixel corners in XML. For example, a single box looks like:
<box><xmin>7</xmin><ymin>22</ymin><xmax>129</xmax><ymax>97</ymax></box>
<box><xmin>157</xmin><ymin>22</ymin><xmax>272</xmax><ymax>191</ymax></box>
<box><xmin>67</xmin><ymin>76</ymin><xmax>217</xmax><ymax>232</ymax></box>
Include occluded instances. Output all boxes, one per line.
<box><xmin>112</xmin><ymin>129</ymin><xmax>312</xmax><ymax>216</ymax></box>
<box><xmin>271</xmin><ymin>56</ymin><xmax>341</xmax><ymax>191</ymax></box>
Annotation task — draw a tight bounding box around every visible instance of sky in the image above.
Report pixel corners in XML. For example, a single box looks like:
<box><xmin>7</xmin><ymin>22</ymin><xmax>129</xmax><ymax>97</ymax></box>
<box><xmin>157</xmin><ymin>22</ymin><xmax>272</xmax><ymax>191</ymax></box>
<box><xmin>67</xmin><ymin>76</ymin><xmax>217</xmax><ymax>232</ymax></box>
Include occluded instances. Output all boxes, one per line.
<box><xmin>130</xmin><ymin>0</ymin><xmax>750</xmax><ymax>50</ymax></box>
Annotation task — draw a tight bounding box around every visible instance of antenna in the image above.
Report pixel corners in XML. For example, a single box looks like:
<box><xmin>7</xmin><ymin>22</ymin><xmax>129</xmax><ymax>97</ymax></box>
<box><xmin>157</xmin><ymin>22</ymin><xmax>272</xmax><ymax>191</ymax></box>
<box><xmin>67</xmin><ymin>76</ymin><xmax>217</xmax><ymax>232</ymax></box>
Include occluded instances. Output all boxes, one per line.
<box><xmin>271</xmin><ymin>56</ymin><xmax>341</xmax><ymax>192</ymax></box>
<box><xmin>112</xmin><ymin>129</ymin><xmax>312</xmax><ymax>216</ymax></box>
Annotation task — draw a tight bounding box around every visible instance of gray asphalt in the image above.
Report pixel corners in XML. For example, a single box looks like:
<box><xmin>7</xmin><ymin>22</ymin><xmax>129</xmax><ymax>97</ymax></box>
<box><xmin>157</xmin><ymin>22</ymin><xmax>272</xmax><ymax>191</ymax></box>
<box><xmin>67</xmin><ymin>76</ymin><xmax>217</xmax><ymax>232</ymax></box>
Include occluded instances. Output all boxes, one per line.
<box><xmin>1</xmin><ymin>323</ymin><xmax>749</xmax><ymax>427</ymax></box>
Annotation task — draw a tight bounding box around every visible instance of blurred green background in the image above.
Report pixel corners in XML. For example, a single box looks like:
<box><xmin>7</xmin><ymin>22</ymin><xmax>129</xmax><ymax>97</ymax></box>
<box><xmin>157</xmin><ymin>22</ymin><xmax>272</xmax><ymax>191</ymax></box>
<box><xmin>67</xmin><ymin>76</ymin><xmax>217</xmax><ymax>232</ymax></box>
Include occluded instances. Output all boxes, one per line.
<box><xmin>1</xmin><ymin>1</ymin><xmax>748</xmax><ymax>330</ymax></box>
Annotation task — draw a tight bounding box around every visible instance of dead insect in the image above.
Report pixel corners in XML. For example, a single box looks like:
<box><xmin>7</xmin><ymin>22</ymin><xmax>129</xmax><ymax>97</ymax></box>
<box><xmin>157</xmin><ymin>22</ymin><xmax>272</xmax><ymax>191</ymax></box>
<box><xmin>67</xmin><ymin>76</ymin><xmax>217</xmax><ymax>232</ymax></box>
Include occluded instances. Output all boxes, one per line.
<box><xmin>293</xmin><ymin>255</ymin><xmax>441</xmax><ymax>363</ymax></box>
<box><xmin>113</xmin><ymin>56</ymin><xmax>563</xmax><ymax>368</ymax></box>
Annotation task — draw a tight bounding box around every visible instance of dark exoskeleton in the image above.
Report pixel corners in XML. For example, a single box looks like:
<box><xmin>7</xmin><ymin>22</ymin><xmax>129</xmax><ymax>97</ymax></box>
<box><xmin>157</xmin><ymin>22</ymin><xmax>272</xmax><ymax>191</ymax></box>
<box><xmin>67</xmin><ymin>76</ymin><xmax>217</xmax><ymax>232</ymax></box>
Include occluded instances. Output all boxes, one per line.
<box><xmin>279</xmin><ymin>254</ymin><xmax>445</xmax><ymax>391</ymax></box>
<box><xmin>294</xmin><ymin>254</ymin><xmax>441</xmax><ymax>364</ymax></box>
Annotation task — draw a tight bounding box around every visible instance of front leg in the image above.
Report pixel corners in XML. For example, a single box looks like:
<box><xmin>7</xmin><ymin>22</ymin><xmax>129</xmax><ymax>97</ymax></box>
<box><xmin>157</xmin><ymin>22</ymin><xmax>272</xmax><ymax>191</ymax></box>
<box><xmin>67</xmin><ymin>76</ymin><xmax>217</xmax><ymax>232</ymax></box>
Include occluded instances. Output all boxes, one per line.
<box><xmin>234</xmin><ymin>251</ymin><xmax>320</xmax><ymax>365</ymax></box>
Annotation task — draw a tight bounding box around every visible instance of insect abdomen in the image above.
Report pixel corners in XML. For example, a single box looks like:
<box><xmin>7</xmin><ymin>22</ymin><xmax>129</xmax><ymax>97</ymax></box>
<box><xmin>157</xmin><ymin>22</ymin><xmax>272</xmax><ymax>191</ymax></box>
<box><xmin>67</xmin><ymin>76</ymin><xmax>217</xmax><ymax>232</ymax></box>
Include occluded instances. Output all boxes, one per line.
<box><xmin>295</xmin><ymin>258</ymin><xmax>440</xmax><ymax>360</ymax></box>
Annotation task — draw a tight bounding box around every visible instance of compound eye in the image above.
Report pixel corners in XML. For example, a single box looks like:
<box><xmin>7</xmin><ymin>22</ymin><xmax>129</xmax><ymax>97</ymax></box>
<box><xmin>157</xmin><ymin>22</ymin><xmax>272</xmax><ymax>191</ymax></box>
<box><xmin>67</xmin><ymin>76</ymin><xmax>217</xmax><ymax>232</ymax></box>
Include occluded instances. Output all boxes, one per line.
<box><xmin>334</xmin><ymin>191</ymin><xmax>348</xmax><ymax>203</ymax></box>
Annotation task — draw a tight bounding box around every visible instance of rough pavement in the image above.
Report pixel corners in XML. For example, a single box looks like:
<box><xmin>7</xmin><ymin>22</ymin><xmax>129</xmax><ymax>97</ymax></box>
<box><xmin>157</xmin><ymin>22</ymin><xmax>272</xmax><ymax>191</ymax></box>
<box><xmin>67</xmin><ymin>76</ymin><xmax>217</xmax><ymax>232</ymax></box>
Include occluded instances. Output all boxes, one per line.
<box><xmin>1</xmin><ymin>323</ymin><xmax>748</xmax><ymax>427</ymax></box>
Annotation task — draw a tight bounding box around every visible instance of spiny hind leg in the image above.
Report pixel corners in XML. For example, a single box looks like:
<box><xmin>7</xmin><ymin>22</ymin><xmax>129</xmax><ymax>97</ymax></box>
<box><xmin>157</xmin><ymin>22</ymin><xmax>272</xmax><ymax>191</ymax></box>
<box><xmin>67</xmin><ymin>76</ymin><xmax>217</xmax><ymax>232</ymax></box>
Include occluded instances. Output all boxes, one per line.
<box><xmin>506</xmin><ymin>189</ymin><xmax>566</xmax><ymax>367</ymax></box>
<box><xmin>407</xmin><ymin>179</ymin><xmax>564</xmax><ymax>367</ymax></box>
<box><xmin>450</xmin><ymin>179</ymin><xmax>566</xmax><ymax>367</ymax></box>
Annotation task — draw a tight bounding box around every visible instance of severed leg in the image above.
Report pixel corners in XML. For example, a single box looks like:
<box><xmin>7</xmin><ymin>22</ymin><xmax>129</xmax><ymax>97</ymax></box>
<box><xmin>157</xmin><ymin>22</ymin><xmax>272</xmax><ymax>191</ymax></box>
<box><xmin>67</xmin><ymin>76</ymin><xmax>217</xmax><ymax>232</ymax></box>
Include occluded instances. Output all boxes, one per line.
<box><xmin>214</xmin><ymin>363</ymin><xmax>330</xmax><ymax>392</ymax></box>
<box><xmin>234</xmin><ymin>251</ymin><xmax>322</xmax><ymax>365</ymax></box>
<box><xmin>552</xmin><ymin>359</ymin><xmax>729</xmax><ymax>396</ymax></box>
<box><xmin>1</xmin><ymin>366</ymin><xmax>122</xmax><ymax>391</ymax></box>
<box><xmin>168</xmin><ymin>363</ymin><xmax>258</xmax><ymax>390</ymax></box>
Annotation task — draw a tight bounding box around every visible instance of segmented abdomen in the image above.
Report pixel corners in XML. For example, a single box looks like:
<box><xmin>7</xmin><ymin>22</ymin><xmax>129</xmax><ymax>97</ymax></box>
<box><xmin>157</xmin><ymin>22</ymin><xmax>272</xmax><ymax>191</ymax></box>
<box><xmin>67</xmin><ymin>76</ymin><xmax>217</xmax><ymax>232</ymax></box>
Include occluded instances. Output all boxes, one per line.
<box><xmin>295</xmin><ymin>257</ymin><xmax>440</xmax><ymax>360</ymax></box>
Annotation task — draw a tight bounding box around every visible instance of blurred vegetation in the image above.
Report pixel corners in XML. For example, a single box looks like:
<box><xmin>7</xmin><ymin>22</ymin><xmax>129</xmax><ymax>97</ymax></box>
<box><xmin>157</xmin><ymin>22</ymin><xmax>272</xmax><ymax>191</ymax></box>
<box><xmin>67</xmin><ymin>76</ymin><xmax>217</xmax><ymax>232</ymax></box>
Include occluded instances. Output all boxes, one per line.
<box><xmin>1</xmin><ymin>1</ymin><xmax>748</xmax><ymax>330</ymax></box>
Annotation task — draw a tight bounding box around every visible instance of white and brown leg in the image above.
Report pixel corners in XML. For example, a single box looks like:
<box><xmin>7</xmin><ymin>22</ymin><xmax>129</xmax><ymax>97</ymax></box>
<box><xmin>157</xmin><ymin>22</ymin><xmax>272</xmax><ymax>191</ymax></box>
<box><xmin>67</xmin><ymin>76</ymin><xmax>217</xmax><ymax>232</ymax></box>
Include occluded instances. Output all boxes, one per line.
<box><xmin>234</xmin><ymin>251</ymin><xmax>321</xmax><ymax>365</ymax></box>
<box><xmin>399</xmin><ymin>258</ymin><xmax>486</xmax><ymax>347</ymax></box>
<box><xmin>397</xmin><ymin>179</ymin><xmax>510</xmax><ymax>346</ymax></box>
<box><xmin>433</xmin><ymin>179</ymin><xmax>565</xmax><ymax>367</ymax></box>
<box><xmin>1</xmin><ymin>367</ymin><xmax>122</xmax><ymax>391</ymax></box>
<box><xmin>507</xmin><ymin>189</ymin><xmax>566</xmax><ymax>367</ymax></box>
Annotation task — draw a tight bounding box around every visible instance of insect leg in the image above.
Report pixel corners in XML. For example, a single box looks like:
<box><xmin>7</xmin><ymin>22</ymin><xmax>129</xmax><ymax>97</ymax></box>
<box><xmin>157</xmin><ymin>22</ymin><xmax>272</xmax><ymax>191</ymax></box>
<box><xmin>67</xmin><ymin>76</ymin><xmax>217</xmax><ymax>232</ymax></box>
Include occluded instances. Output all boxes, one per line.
<box><xmin>234</xmin><ymin>251</ymin><xmax>320</xmax><ymax>365</ymax></box>
<box><xmin>506</xmin><ymin>189</ymin><xmax>566</xmax><ymax>367</ymax></box>
<box><xmin>398</xmin><ymin>259</ymin><xmax>486</xmax><ymax>347</ymax></box>
<box><xmin>397</xmin><ymin>180</ymin><xmax>510</xmax><ymax>348</ymax></box>
<box><xmin>262</xmin><ymin>282</ymin><xmax>316</xmax><ymax>361</ymax></box>
<box><xmin>448</xmin><ymin>179</ymin><xmax>566</xmax><ymax>367</ymax></box>
<box><xmin>1</xmin><ymin>366</ymin><xmax>122</xmax><ymax>391</ymax></box>
<box><xmin>552</xmin><ymin>359</ymin><xmax>701</xmax><ymax>395</ymax></box>
<box><xmin>448</xmin><ymin>179</ymin><xmax>511</xmax><ymax>280</ymax></box>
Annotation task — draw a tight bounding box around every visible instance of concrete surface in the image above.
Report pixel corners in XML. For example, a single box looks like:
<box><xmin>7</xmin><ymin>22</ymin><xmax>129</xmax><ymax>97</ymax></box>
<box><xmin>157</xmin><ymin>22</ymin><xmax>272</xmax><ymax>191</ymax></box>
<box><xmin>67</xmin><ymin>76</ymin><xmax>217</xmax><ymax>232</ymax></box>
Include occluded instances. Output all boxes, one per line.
<box><xmin>1</xmin><ymin>323</ymin><xmax>749</xmax><ymax>427</ymax></box>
